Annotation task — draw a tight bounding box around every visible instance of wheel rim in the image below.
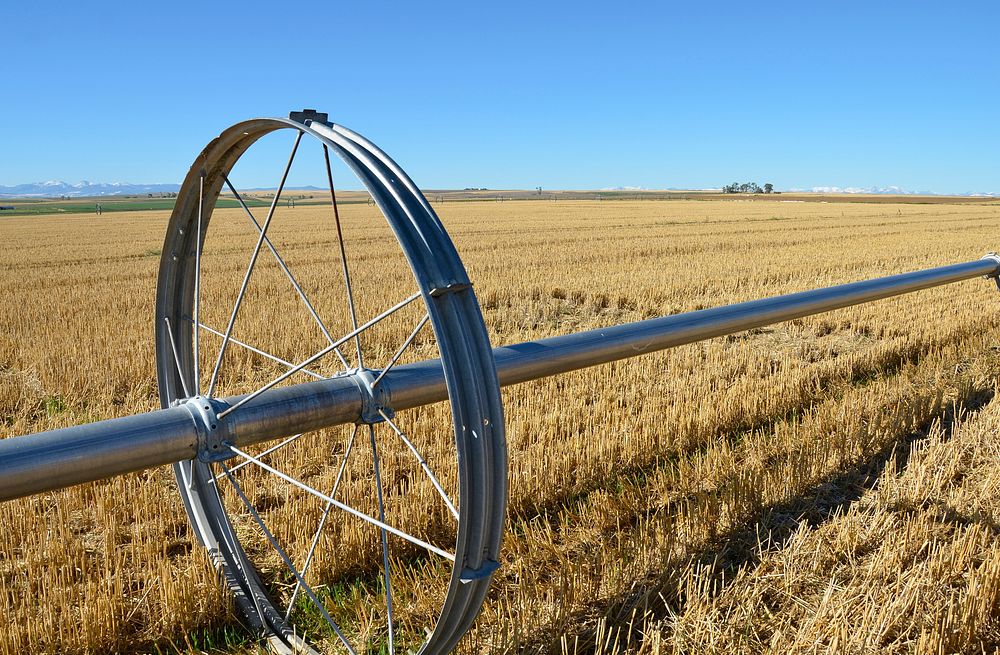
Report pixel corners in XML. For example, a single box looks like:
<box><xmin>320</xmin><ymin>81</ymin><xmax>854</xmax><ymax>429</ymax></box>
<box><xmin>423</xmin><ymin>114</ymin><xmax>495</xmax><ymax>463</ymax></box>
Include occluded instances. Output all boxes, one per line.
<box><xmin>153</xmin><ymin>115</ymin><xmax>507</xmax><ymax>654</ymax></box>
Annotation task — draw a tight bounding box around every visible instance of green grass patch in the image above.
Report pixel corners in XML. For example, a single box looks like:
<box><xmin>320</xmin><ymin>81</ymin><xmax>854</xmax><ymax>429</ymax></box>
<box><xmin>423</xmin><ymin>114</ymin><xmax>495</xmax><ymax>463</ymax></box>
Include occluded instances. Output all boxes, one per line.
<box><xmin>149</xmin><ymin>623</ymin><xmax>259</xmax><ymax>654</ymax></box>
<box><xmin>43</xmin><ymin>395</ymin><xmax>67</xmax><ymax>416</ymax></box>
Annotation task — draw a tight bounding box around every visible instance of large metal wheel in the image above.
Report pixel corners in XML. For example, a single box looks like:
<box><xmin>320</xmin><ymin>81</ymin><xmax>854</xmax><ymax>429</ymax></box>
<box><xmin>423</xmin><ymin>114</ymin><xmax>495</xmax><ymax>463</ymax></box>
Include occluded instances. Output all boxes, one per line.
<box><xmin>154</xmin><ymin>113</ymin><xmax>507</xmax><ymax>653</ymax></box>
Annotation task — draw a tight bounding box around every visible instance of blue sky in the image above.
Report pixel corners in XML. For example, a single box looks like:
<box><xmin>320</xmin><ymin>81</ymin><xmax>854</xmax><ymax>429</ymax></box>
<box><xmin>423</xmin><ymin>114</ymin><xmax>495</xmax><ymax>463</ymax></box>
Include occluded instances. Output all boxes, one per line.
<box><xmin>2</xmin><ymin>1</ymin><xmax>998</xmax><ymax>193</ymax></box>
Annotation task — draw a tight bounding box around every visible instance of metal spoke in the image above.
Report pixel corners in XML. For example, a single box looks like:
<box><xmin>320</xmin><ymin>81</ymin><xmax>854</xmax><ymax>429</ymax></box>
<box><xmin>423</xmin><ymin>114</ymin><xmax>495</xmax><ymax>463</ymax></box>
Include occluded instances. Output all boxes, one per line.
<box><xmin>369</xmin><ymin>424</ymin><xmax>395</xmax><ymax>652</ymax></box>
<box><xmin>217</xmin><ymin>291</ymin><xmax>422</xmax><ymax>419</ymax></box>
<box><xmin>176</xmin><ymin>458</ymin><xmax>195</xmax><ymax>493</ymax></box>
<box><xmin>163</xmin><ymin>316</ymin><xmax>191</xmax><ymax>398</ymax></box>
<box><xmin>212</xmin><ymin>433</ymin><xmax>305</xmax><ymax>481</ymax></box>
<box><xmin>207</xmin><ymin>132</ymin><xmax>304</xmax><ymax>398</ymax></box>
<box><xmin>220</xmin><ymin>462</ymin><xmax>357</xmax><ymax>654</ymax></box>
<box><xmin>371</xmin><ymin>313</ymin><xmax>429</xmax><ymax>389</ymax></box>
<box><xmin>194</xmin><ymin>173</ymin><xmax>204</xmax><ymax>394</ymax></box>
<box><xmin>194</xmin><ymin>321</ymin><xmax>325</xmax><ymax>380</ymax></box>
<box><xmin>286</xmin><ymin>425</ymin><xmax>359</xmax><ymax>620</ymax></box>
<box><xmin>324</xmin><ymin>145</ymin><xmax>363</xmax><ymax>369</ymax></box>
<box><xmin>223</xmin><ymin>176</ymin><xmax>350</xmax><ymax>370</ymax></box>
<box><xmin>226</xmin><ymin>444</ymin><xmax>455</xmax><ymax>561</ymax></box>
<box><xmin>378</xmin><ymin>410</ymin><xmax>459</xmax><ymax>520</ymax></box>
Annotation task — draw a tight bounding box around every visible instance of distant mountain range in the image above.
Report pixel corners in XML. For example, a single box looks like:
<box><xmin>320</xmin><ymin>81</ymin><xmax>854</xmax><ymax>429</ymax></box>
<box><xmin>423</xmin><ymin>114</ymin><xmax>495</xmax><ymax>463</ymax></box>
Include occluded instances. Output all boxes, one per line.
<box><xmin>789</xmin><ymin>185</ymin><xmax>999</xmax><ymax>197</ymax></box>
<box><xmin>0</xmin><ymin>181</ymin><xmax>181</xmax><ymax>197</ymax></box>
<box><xmin>800</xmin><ymin>185</ymin><xmax>920</xmax><ymax>195</ymax></box>
<box><xmin>0</xmin><ymin>181</ymin><xmax>338</xmax><ymax>198</ymax></box>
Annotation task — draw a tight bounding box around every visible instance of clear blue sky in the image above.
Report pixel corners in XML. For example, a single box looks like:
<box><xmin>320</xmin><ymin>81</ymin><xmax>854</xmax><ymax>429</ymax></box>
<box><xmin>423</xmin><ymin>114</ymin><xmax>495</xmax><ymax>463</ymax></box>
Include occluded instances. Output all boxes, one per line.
<box><xmin>3</xmin><ymin>1</ymin><xmax>998</xmax><ymax>193</ymax></box>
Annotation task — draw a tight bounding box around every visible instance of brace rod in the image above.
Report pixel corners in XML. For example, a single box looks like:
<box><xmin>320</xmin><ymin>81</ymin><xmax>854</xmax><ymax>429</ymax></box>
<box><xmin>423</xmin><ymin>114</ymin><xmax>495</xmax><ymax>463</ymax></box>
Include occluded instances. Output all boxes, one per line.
<box><xmin>1</xmin><ymin>257</ymin><xmax>996</xmax><ymax>502</ymax></box>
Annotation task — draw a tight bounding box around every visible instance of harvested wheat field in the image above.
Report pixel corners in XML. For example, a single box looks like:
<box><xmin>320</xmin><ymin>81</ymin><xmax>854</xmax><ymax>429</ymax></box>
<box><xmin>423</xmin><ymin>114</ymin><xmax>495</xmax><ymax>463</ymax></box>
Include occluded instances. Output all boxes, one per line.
<box><xmin>3</xmin><ymin>196</ymin><xmax>1000</xmax><ymax>654</ymax></box>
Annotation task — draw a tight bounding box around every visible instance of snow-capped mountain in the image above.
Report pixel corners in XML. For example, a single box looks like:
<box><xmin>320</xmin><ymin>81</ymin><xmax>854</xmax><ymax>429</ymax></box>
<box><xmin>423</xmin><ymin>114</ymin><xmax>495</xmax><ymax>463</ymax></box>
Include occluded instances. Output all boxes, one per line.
<box><xmin>0</xmin><ymin>181</ymin><xmax>181</xmax><ymax>197</ymax></box>
<box><xmin>792</xmin><ymin>185</ymin><xmax>922</xmax><ymax>195</ymax></box>
<box><xmin>790</xmin><ymin>186</ymin><xmax>999</xmax><ymax>197</ymax></box>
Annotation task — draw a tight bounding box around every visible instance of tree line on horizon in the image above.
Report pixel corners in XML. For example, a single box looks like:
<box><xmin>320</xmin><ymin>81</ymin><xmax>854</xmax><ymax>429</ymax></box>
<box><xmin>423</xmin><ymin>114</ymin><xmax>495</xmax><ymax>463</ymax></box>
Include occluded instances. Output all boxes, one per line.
<box><xmin>722</xmin><ymin>181</ymin><xmax>774</xmax><ymax>194</ymax></box>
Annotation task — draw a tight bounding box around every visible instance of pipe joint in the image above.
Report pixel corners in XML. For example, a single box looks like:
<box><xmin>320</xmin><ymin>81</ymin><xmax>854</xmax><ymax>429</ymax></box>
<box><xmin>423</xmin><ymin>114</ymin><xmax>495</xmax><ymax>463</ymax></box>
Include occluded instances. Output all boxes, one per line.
<box><xmin>981</xmin><ymin>253</ymin><xmax>1000</xmax><ymax>291</ymax></box>
<box><xmin>180</xmin><ymin>396</ymin><xmax>235</xmax><ymax>462</ymax></box>
<box><xmin>352</xmin><ymin>369</ymin><xmax>394</xmax><ymax>424</ymax></box>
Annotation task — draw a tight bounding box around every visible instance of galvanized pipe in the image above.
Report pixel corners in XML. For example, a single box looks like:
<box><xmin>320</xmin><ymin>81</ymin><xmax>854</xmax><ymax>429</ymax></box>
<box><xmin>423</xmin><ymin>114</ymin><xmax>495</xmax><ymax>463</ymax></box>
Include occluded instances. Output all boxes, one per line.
<box><xmin>0</xmin><ymin>377</ymin><xmax>366</xmax><ymax>502</ymax></box>
<box><xmin>1</xmin><ymin>256</ymin><xmax>997</xmax><ymax>502</ymax></box>
<box><xmin>385</xmin><ymin>257</ymin><xmax>1000</xmax><ymax>409</ymax></box>
<box><xmin>0</xmin><ymin>406</ymin><xmax>200</xmax><ymax>502</ymax></box>
<box><xmin>497</xmin><ymin>258</ymin><xmax>1000</xmax><ymax>382</ymax></box>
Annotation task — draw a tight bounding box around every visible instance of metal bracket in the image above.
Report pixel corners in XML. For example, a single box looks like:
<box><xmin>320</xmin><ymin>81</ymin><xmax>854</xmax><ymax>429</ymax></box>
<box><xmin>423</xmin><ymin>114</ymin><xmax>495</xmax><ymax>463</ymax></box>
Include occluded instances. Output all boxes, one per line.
<box><xmin>288</xmin><ymin>109</ymin><xmax>330</xmax><ymax>126</ymax></box>
<box><xmin>459</xmin><ymin>559</ymin><xmax>500</xmax><ymax>584</ymax></box>
<box><xmin>982</xmin><ymin>253</ymin><xmax>1000</xmax><ymax>291</ymax></box>
<box><xmin>180</xmin><ymin>396</ymin><xmax>234</xmax><ymax>462</ymax></box>
<box><xmin>352</xmin><ymin>369</ymin><xmax>393</xmax><ymax>424</ymax></box>
<box><xmin>429</xmin><ymin>282</ymin><xmax>472</xmax><ymax>297</ymax></box>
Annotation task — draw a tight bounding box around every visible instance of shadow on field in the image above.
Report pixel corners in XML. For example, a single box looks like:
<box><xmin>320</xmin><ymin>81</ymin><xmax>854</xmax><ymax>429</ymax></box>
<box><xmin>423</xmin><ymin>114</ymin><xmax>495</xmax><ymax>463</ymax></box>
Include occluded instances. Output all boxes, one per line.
<box><xmin>528</xmin><ymin>383</ymin><xmax>997</xmax><ymax>654</ymax></box>
<box><xmin>506</xmin><ymin>322</ymin><xmax>990</xmax><ymax>525</ymax></box>
<box><xmin>704</xmin><ymin>385</ymin><xmax>995</xmax><ymax>573</ymax></box>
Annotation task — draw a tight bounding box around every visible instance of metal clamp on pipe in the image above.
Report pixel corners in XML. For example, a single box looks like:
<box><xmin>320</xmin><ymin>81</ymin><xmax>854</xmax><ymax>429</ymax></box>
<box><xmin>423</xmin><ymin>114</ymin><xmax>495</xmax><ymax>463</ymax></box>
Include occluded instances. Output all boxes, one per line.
<box><xmin>178</xmin><ymin>396</ymin><xmax>234</xmax><ymax>463</ymax></box>
<box><xmin>981</xmin><ymin>252</ymin><xmax>1000</xmax><ymax>291</ymax></box>
<box><xmin>352</xmin><ymin>369</ymin><xmax>394</xmax><ymax>424</ymax></box>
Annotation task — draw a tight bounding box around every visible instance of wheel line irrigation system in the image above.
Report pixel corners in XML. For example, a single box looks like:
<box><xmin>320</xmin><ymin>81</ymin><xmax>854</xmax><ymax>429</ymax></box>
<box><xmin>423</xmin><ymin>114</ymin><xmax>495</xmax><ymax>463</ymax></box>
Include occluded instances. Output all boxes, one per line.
<box><xmin>2</xmin><ymin>109</ymin><xmax>998</xmax><ymax>654</ymax></box>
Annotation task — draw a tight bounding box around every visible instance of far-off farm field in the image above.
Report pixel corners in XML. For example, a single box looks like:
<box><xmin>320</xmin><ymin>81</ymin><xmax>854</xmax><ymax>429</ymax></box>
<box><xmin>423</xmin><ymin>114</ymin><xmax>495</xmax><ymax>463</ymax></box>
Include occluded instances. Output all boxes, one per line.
<box><xmin>3</xmin><ymin>196</ymin><xmax>1000</xmax><ymax>654</ymax></box>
